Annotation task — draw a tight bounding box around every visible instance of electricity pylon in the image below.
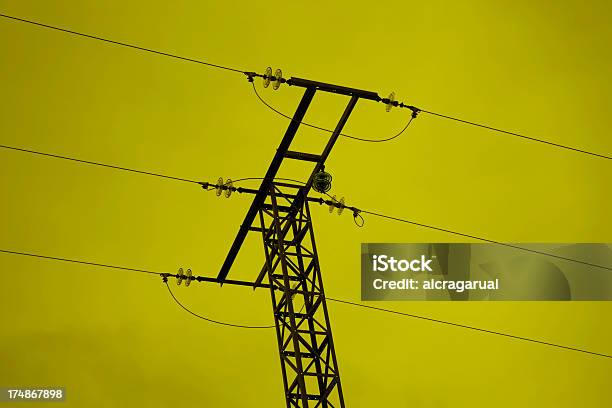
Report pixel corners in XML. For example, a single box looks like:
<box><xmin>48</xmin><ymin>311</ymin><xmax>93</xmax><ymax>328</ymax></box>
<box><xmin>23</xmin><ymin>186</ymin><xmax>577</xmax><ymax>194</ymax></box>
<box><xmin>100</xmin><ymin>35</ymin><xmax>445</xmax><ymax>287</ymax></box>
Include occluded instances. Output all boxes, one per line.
<box><xmin>214</xmin><ymin>74</ymin><xmax>383</xmax><ymax>407</ymax></box>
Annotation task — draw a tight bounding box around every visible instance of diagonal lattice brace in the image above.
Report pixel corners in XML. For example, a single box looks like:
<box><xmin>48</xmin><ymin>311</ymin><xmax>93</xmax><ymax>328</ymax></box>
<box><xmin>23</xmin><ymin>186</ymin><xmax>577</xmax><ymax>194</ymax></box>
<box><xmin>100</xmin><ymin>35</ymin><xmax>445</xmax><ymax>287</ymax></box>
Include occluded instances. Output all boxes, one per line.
<box><xmin>261</xmin><ymin>184</ymin><xmax>345</xmax><ymax>408</ymax></box>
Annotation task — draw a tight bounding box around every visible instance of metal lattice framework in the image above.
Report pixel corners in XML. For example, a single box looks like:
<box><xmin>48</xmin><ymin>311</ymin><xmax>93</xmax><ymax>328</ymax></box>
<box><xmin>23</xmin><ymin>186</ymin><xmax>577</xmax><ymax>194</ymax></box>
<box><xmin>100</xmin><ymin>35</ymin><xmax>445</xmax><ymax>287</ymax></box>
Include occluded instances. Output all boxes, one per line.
<box><xmin>259</xmin><ymin>183</ymin><xmax>343</xmax><ymax>407</ymax></box>
<box><xmin>216</xmin><ymin>77</ymin><xmax>382</xmax><ymax>407</ymax></box>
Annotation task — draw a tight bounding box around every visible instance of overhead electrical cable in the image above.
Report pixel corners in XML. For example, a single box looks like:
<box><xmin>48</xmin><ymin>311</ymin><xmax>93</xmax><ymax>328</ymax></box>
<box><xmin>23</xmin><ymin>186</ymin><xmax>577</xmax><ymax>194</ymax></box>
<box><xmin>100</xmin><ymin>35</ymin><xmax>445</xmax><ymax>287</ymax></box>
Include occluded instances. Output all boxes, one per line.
<box><xmin>0</xmin><ymin>143</ymin><xmax>310</xmax><ymax>190</ymax></box>
<box><xmin>253</xmin><ymin>81</ymin><xmax>610</xmax><ymax>157</ymax></box>
<box><xmin>418</xmin><ymin>109</ymin><xmax>611</xmax><ymax>160</ymax></box>
<box><xmin>164</xmin><ymin>281</ymin><xmax>274</xmax><ymax>329</ymax></box>
<box><xmin>1</xmin><ymin>13</ymin><xmax>609</xmax><ymax>158</ymax></box>
<box><xmin>251</xmin><ymin>83</ymin><xmax>415</xmax><ymax>142</ymax></box>
<box><xmin>0</xmin><ymin>143</ymin><xmax>307</xmax><ymax>189</ymax></box>
<box><xmin>0</xmin><ymin>248</ymin><xmax>161</xmax><ymax>275</ymax></box>
<box><xmin>0</xmin><ymin>248</ymin><xmax>273</xmax><ymax>328</ymax></box>
<box><xmin>0</xmin><ymin>248</ymin><xmax>610</xmax><ymax>358</ymax></box>
<box><xmin>359</xmin><ymin>210</ymin><xmax>612</xmax><ymax>271</ymax></box>
<box><xmin>0</xmin><ymin>13</ymin><xmax>245</xmax><ymax>74</ymax></box>
<box><xmin>2</xmin><ymin>143</ymin><xmax>609</xmax><ymax>270</ymax></box>
<box><xmin>326</xmin><ymin>298</ymin><xmax>612</xmax><ymax>359</ymax></box>
<box><xmin>0</xmin><ymin>144</ymin><xmax>200</xmax><ymax>184</ymax></box>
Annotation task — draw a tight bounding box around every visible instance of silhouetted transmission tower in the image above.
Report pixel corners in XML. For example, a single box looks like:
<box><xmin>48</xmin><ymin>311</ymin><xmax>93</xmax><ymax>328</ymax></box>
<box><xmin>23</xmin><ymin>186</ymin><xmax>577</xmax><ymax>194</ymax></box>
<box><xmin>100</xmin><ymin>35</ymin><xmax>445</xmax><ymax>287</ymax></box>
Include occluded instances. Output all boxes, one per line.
<box><xmin>211</xmin><ymin>71</ymin><xmax>386</xmax><ymax>407</ymax></box>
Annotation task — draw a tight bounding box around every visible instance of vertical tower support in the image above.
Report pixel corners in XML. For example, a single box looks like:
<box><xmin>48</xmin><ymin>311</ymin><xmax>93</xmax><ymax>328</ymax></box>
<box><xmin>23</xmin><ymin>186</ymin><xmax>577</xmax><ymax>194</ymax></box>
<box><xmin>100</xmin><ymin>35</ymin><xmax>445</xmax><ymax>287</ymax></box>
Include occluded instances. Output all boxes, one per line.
<box><xmin>217</xmin><ymin>77</ymin><xmax>381</xmax><ymax>406</ymax></box>
<box><xmin>259</xmin><ymin>183</ymin><xmax>344</xmax><ymax>408</ymax></box>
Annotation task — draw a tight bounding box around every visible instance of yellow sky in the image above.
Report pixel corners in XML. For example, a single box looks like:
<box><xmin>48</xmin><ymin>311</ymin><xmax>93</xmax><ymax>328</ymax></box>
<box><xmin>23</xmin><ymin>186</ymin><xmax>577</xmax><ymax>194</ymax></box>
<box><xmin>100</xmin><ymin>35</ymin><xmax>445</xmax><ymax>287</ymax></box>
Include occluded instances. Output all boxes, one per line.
<box><xmin>1</xmin><ymin>1</ymin><xmax>611</xmax><ymax>406</ymax></box>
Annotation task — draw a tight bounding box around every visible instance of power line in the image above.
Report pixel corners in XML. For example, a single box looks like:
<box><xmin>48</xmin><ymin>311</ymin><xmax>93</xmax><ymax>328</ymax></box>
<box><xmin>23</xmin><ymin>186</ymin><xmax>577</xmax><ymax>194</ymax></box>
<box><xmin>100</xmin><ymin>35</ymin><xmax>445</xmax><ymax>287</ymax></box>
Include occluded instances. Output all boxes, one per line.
<box><xmin>360</xmin><ymin>210</ymin><xmax>612</xmax><ymax>271</ymax></box>
<box><xmin>253</xmin><ymin>78</ymin><xmax>609</xmax><ymax>157</ymax></box>
<box><xmin>252</xmin><ymin>83</ymin><xmax>415</xmax><ymax>142</ymax></box>
<box><xmin>253</xmin><ymin>80</ymin><xmax>611</xmax><ymax>158</ymax></box>
<box><xmin>0</xmin><ymin>144</ymin><xmax>200</xmax><ymax>184</ymax></box>
<box><xmin>0</xmin><ymin>13</ymin><xmax>245</xmax><ymax>74</ymax></box>
<box><xmin>326</xmin><ymin>298</ymin><xmax>612</xmax><ymax>359</ymax></box>
<box><xmin>0</xmin><ymin>142</ymin><xmax>307</xmax><ymax>191</ymax></box>
<box><xmin>164</xmin><ymin>280</ymin><xmax>274</xmax><ymax>329</ymax></box>
<box><xmin>418</xmin><ymin>109</ymin><xmax>612</xmax><ymax>160</ymax></box>
<box><xmin>224</xmin><ymin>178</ymin><xmax>610</xmax><ymax>263</ymax></box>
<box><xmin>0</xmin><ymin>248</ymin><xmax>161</xmax><ymax>275</ymax></box>
<box><xmin>0</xmin><ymin>248</ymin><xmax>274</xmax><ymax>328</ymax></box>
<box><xmin>1</xmin><ymin>247</ymin><xmax>611</xmax><ymax>359</ymax></box>
<box><xmin>0</xmin><ymin>143</ymin><xmax>312</xmax><ymax>197</ymax></box>
<box><xmin>2</xmin><ymin>14</ymin><xmax>609</xmax><ymax>160</ymax></box>
<box><xmin>3</xmin><ymin>142</ymin><xmax>609</xmax><ymax>270</ymax></box>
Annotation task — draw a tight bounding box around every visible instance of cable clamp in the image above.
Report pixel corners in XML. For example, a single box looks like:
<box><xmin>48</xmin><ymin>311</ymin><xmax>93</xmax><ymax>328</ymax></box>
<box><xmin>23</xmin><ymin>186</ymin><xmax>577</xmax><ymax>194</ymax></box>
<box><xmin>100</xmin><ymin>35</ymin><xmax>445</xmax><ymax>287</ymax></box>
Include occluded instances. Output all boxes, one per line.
<box><xmin>244</xmin><ymin>72</ymin><xmax>257</xmax><ymax>82</ymax></box>
<box><xmin>352</xmin><ymin>209</ymin><xmax>365</xmax><ymax>227</ymax></box>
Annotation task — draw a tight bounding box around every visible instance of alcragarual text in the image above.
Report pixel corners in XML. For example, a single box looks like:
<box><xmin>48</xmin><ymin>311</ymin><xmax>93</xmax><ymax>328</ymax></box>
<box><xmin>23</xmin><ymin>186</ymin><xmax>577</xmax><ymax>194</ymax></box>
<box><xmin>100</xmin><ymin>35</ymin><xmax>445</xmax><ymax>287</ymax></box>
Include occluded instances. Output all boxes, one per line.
<box><xmin>372</xmin><ymin>278</ymin><xmax>499</xmax><ymax>293</ymax></box>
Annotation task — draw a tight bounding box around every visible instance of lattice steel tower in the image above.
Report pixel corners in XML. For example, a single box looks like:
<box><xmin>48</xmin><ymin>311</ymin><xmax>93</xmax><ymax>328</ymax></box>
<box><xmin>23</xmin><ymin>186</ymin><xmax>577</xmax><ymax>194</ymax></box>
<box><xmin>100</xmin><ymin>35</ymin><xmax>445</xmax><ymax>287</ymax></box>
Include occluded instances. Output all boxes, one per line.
<box><xmin>217</xmin><ymin>75</ymin><xmax>382</xmax><ymax>407</ymax></box>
